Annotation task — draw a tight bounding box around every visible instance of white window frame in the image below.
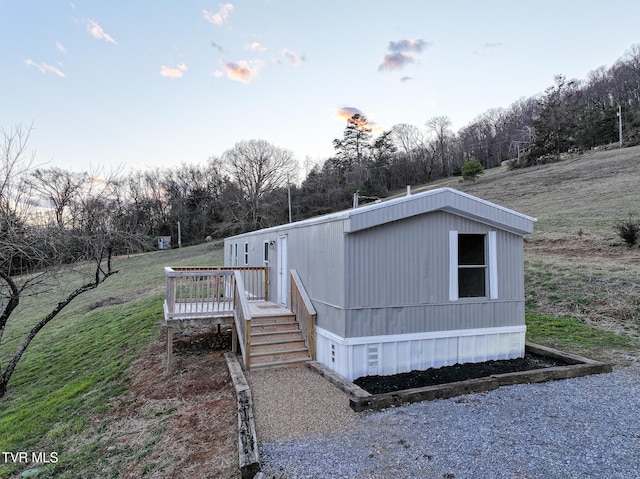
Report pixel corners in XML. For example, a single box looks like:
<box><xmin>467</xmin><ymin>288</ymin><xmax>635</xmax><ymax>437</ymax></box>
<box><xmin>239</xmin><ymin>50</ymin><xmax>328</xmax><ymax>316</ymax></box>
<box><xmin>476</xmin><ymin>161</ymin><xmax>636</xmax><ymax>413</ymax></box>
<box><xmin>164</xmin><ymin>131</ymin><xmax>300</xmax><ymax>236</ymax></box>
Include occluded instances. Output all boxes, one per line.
<box><xmin>449</xmin><ymin>230</ymin><xmax>497</xmax><ymax>301</ymax></box>
<box><xmin>263</xmin><ymin>241</ymin><xmax>269</xmax><ymax>265</ymax></box>
<box><xmin>244</xmin><ymin>242</ymin><xmax>249</xmax><ymax>265</ymax></box>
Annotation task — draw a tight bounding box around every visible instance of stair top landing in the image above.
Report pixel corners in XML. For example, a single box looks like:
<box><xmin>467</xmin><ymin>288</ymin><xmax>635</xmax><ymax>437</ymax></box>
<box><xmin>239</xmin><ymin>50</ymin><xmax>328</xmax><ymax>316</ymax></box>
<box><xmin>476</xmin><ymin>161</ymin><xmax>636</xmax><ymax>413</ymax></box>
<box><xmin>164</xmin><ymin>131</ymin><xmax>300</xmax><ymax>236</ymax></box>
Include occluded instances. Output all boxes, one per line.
<box><xmin>248</xmin><ymin>300</ymin><xmax>292</xmax><ymax>318</ymax></box>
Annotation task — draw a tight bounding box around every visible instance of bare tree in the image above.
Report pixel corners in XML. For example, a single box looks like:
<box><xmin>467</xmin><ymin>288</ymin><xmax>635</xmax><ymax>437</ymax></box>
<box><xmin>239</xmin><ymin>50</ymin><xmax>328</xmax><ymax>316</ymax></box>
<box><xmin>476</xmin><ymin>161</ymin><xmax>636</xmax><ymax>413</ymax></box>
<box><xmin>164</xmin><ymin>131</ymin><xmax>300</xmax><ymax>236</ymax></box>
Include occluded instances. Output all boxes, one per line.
<box><xmin>0</xmin><ymin>123</ymin><xmax>37</xmax><ymax>229</ymax></box>
<box><xmin>26</xmin><ymin>167</ymin><xmax>88</xmax><ymax>228</ymax></box>
<box><xmin>222</xmin><ymin>139</ymin><xmax>298</xmax><ymax>230</ymax></box>
<box><xmin>425</xmin><ymin>116</ymin><xmax>454</xmax><ymax>176</ymax></box>
<box><xmin>391</xmin><ymin>123</ymin><xmax>424</xmax><ymax>157</ymax></box>
<box><xmin>0</xmin><ymin>126</ymin><xmax>146</xmax><ymax>398</ymax></box>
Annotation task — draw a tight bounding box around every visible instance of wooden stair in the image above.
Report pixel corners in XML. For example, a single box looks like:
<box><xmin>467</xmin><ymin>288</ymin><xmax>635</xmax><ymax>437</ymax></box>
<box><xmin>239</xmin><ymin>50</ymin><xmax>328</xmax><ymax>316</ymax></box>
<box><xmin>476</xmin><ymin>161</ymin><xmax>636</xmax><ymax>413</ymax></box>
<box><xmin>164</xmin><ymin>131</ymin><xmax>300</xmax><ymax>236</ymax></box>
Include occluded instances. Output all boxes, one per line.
<box><xmin>249</xmin><ymin>311</ymin><xmax>311</xmax><ymax>369</ymax></box>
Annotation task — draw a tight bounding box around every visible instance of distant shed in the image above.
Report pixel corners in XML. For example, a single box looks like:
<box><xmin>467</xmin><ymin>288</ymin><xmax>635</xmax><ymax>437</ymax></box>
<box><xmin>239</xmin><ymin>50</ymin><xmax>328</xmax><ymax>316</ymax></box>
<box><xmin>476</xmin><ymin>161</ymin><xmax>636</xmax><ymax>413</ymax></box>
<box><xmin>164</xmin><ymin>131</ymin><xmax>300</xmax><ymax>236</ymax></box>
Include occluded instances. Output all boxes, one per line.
<box><xmin>224</xmin><ymin>187</ymin><xmax>536</xmax><ymax>380</ymax></box>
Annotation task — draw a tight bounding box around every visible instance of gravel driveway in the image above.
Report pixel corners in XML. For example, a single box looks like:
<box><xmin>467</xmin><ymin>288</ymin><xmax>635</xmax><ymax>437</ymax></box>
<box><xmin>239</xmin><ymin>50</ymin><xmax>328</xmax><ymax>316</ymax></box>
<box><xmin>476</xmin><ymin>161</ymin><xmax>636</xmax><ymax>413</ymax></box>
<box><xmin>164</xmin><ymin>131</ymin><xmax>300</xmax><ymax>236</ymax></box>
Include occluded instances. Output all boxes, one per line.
<box><xmin>251</xmin><ymin>363</ymin><xmax>640</xmax><ymax>479</ymax></box>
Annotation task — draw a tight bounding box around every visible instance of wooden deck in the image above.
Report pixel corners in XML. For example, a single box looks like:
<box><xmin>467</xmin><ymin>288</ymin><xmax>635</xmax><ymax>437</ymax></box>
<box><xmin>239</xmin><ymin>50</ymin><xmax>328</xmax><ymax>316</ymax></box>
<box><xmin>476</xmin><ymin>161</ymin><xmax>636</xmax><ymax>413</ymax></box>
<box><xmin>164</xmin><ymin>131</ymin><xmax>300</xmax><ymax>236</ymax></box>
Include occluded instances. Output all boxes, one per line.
<box><xmin>164</xmin><ymin>266</ymin><xmax>316</xmax><ymax>372</ymax></box>
<box><xmin>164</xmin><ymin>300</ymin><xmax>289</xmax><ymax>326</ymax></box>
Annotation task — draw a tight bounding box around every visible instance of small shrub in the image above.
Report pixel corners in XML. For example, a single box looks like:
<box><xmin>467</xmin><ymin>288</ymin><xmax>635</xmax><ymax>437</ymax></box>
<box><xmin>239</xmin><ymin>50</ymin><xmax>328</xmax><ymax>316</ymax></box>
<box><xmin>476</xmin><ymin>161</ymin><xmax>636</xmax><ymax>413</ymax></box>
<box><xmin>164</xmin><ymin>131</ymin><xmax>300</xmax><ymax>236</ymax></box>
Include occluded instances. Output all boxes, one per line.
<box><xmin>461</xmin><ymin>159</ymin><xmax>484</xmax><ymax>181</ymax></box>
<box><xmin>615</xmin><ymin>217</ymin><xmax>640</xmax><ymax>246</ymax></box>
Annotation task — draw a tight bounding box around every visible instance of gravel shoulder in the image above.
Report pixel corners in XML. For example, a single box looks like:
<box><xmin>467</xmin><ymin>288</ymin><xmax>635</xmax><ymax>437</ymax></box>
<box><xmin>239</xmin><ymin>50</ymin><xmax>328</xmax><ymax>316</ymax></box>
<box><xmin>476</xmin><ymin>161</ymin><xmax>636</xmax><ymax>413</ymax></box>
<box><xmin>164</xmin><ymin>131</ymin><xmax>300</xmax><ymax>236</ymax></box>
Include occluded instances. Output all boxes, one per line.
<box><xmin>253</xmin><ymin>363</ymin><xmax>640</xmax><ymax>479</ymax></box>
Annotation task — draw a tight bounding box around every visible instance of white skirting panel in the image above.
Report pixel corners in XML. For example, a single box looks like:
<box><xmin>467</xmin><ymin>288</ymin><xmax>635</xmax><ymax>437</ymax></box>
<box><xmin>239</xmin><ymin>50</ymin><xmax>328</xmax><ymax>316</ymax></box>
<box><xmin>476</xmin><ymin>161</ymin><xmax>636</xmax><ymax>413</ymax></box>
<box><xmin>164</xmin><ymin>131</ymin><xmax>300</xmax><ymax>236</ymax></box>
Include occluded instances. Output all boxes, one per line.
<box><xmin>315</xmin><ymin>325</ymin><xmax>526</xmax><ymax>381</ymax></box>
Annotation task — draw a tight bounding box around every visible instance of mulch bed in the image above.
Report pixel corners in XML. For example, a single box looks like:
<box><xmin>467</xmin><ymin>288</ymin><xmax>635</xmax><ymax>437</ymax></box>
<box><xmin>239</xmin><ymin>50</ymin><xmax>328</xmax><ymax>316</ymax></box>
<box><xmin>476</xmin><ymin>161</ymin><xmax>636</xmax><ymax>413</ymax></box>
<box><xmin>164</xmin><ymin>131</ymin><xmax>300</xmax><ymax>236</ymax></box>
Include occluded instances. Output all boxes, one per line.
<box><xmin>354</xmin><ymin>353</ymin><xmax>569</xmax><ymax>395</ymax></box>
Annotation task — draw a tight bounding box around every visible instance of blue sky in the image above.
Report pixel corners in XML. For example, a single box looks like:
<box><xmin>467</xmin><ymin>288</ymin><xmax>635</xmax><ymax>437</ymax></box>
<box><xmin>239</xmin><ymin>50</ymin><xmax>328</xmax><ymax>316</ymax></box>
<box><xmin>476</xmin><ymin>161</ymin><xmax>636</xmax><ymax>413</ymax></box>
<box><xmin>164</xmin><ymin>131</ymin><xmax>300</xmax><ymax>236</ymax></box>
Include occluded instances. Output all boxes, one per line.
<box><xmin>2</xmin><ymin>1</ymin><xmax>640</xmax><ymax>175</ymax></box>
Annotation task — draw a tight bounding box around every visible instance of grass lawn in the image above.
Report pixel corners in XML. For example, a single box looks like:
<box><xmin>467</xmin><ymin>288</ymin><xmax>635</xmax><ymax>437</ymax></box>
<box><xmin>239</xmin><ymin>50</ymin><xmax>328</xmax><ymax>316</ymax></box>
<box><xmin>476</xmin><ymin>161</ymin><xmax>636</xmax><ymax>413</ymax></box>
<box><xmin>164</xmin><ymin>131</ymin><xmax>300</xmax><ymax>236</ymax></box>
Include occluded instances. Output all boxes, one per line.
<box><xmin>0</xmin><ymin>242</ymin><xmax>224</xmax><ymax>478</ymax></box>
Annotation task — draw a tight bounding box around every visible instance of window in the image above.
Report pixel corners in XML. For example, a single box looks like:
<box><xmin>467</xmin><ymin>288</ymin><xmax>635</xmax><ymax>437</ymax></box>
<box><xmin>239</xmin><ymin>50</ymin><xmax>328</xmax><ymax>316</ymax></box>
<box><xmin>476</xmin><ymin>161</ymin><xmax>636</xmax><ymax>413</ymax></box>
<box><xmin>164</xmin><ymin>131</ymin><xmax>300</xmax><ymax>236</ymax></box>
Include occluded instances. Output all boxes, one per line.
<box><xmin>263</xmin><ymin>241</ymin><xmax>269</xmax><ymax>264</ymax></box>
<box><xmin>458</xmin><ymin>234</ymin><xmax>486</xmax><ymax>297</ymax></box>
<box><xmin>244</xmin><ymin>242</ymin><xmax>249</xmax><ymax>265</ymax></box>
<box><xmin>449</xmin><ymin>231</ymin><xmax>498</xmax><ymax>300</ymax></box>
<box><xmin>232</xmin><ymin>243</ymin><xmax>238</xmax><ymax>266</ymax></box>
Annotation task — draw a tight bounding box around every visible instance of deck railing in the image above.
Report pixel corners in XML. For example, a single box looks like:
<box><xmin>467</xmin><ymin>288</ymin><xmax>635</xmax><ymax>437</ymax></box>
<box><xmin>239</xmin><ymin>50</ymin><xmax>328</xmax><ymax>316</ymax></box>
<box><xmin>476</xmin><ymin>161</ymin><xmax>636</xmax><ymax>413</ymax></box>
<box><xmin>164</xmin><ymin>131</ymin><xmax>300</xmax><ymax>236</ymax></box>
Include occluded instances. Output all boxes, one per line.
<box><xmin>164</xmin><ymin>266</ymin><xmax>267</xmax><ymax>322</ymax></box>
<box><xmin>290</xmin><ymin>269</ymin><xmax>317</xmax><ymax>360</ymax></box>
<box><xmin>164</xmin><ymin>267</ymin><xmax>237</xmax><ymax>321</ymax></box>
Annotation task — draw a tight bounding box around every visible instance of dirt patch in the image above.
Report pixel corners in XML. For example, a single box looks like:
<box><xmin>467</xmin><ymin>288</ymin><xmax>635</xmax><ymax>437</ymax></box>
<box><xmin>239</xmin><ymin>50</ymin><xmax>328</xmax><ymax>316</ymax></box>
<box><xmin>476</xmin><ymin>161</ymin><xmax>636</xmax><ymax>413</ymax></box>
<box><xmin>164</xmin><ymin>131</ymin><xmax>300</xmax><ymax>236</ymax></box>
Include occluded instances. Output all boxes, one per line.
<box><xmin>354</xmin><ymin>353</ymin><xmax>568</xmax><ymax>395</ymax></box>
<box><xmin>71</xmin><ymin>327</ymin><xmax>240</xmax><ymax>479</ymax></box>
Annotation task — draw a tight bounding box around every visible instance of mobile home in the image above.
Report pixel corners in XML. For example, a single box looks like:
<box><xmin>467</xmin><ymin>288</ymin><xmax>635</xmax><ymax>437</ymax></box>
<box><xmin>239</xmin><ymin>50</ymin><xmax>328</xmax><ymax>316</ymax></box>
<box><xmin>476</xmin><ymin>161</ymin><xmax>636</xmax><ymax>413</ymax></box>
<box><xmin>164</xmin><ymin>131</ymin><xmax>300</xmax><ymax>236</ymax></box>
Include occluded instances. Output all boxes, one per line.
<box><xmin>224</xmin><ymin>187</ymin><xmax>536</xmax><ymax>380</ymax></box>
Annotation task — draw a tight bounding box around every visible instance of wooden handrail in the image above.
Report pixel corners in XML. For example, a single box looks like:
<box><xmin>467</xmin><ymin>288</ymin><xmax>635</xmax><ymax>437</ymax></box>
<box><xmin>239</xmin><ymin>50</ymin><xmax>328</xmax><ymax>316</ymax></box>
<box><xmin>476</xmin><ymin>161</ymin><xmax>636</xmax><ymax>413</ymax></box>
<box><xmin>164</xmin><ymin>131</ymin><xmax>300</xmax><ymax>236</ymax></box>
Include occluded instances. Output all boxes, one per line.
<box><xmin>233</xmin><ymin>270</ymin><xmax>252</xmax><ymax>369</ymax></box>
<box><xmin>290</xmin><ymin>269</ymin><xmax>316</xmax><ymax>360</ymax></box>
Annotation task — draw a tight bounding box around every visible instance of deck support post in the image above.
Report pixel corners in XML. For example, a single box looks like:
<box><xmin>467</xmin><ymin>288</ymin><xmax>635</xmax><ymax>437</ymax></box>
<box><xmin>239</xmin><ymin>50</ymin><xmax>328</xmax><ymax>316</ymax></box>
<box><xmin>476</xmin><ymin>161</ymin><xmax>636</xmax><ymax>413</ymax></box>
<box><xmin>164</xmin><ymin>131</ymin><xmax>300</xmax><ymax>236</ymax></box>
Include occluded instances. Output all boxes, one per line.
<box><xmin>166</xmin><ymin>326</ymin><xmax>173</xmax><ymax>373</ymax></box>
<box><xmin>232</xmin><ymin>323</ymin><xmax>238</xmax><ymax>354</ymax></box>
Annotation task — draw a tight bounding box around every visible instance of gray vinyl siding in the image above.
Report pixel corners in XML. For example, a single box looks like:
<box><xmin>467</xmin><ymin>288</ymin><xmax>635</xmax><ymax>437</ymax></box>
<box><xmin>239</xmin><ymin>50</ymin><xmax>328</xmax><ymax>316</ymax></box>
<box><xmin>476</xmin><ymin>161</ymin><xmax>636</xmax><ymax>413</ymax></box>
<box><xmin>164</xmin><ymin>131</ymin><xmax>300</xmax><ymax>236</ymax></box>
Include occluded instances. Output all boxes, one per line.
<box><xmin>344</xmin><ymin>301</ymin><xmax>524</xmax><ymax>337</ymax></box>
<box><xmin>285</xmin><ymin>220</ymin><xmax>347</xmax><ymax>336</ymax></box>
<box><xmin>343</xmin><ymin>211</ymin><xmax>525</xmax><ymax>338</ymax></box>
<box><xmin>225</xmin><ymin>219</ymin><xmax>349</xmax><ymax>337</ymax></box>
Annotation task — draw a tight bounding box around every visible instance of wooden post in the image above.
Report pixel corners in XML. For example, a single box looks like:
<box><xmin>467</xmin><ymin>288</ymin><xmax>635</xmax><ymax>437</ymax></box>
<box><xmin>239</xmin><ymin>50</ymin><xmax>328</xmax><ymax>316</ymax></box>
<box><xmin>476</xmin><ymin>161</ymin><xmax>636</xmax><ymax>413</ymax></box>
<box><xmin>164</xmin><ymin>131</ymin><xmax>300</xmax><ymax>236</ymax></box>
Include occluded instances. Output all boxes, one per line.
<box><xmin>245</xmin><ymin>320</ymin><xmax>251</xmax><ymax>370</ymax></box>
<box><xmin>263</xmin><ymin>267</ymin><xmax>268</xmax><ymax>301</ymax></box>
<box><xmin>166</xmin><ymin>326</ymin><xmax>173</xmax><ymax>373</ymax></box>
<box><xmin>309</xmin><ymin>314</ymin><xmax>316</xmax><ymax>360</ymax></box>
<box><xmin>232</xmin><ymin>323</ymin><xmax>238</xmax><ymax>354</ymax></box>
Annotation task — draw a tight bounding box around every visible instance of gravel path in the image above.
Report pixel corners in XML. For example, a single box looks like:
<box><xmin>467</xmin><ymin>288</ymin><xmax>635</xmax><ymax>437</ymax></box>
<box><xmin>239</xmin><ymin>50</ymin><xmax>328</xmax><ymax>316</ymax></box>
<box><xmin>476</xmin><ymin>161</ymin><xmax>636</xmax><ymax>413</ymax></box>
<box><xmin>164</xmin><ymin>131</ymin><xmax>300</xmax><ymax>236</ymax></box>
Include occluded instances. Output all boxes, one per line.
<box><xmin>252</xmin><ymin>364</ymin><xmax>640</xmax><ymax>479</ymax></box>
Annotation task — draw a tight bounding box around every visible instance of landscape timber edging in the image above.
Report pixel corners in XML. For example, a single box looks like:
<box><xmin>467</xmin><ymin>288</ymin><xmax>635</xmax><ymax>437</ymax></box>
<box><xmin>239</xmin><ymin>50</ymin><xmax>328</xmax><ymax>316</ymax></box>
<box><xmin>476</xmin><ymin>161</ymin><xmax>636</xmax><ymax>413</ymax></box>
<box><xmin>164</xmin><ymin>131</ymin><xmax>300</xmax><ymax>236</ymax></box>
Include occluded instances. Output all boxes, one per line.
<box><xmin>224</xmin><ymin>352</ymin><xmax>261</xmax><ymax>479</ymax></box>
<box><xmin>316</xmin><ymin>342</ymin><xmax>613</xmax><ymax>412</ymax></box>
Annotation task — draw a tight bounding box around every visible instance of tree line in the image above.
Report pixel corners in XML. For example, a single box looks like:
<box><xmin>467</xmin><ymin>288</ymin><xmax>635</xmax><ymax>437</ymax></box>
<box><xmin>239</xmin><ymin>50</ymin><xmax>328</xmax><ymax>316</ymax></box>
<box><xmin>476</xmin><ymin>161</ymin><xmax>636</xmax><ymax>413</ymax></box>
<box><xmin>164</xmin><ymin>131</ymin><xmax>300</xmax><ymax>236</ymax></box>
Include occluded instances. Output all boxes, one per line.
<box><xmin>4</xmin><ymin>45</ymin><xmax>640</xmax><ymax>250</ymax></box>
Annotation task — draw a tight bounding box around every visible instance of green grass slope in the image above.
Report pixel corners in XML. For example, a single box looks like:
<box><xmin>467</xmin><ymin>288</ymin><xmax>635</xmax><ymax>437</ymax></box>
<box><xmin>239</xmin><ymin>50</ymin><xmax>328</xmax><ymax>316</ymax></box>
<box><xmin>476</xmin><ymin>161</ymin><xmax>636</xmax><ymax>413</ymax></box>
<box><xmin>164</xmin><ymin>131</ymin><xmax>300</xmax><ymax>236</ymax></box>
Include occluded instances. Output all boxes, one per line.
<box><xmin>0</xmin><ymin>243</ymin><xmax>223</xmax><ymax>477</ymax></box>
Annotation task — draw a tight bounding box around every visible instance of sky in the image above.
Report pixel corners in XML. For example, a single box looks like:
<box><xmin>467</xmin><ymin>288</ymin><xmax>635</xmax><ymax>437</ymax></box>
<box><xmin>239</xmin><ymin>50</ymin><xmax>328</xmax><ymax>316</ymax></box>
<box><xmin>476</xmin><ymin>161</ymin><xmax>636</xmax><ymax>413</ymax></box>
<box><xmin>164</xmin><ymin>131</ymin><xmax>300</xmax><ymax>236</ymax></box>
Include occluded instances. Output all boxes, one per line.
<box><xmin>2</xmin><ymin>1</ymin><xmax>640</xmax><ymax>177</ymax></box>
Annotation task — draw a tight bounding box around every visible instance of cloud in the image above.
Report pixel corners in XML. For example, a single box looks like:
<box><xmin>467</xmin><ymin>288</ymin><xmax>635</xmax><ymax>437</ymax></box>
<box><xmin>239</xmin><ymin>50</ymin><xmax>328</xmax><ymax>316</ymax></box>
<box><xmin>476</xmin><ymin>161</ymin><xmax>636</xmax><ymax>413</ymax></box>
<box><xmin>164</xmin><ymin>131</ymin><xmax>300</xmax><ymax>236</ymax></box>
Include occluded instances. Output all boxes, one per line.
<box><xmin>211</xmin><ymin>41</ymin><xmax>224</xmax><ymax>52</ymax></box>
<box><xmin>203</xmin><ymin>4</ymin><xmax>234</xmax><ymax>25</ymax></box>
<box><xmin>400</xmin><ymin>76</ymin><xmax>413</xmax><ymax>82</ymax></box>
<box><xmin>379</xmin><ymin>52</ymin><xmax>414</xmax><ymax>71</ymax></box>
<box><xmin>281</xmin><ymin>49</ymin><xmax>306</xmax><ymax>66</ymax></box>
<box><xmin>56</xmin><ymin>41</ymin><xmax>66</xmax><ymax>53</ymax></box>
<box><xmin>160</xmin><ymin>62</ymin><xmax>188</xmax><ymax>79</ymax></box>
<box><xmin>24</xmin><ymin>59</ymin><xmax>65</xmax><ymax>78</ymax></box>
<box><xmin>388</xmin><ymin>39</ymin><xmax>428</xmax><ymax>53</ymax></box>
<box><xmin>333</xmin><ymin>106</ymin><xmax>382</xmax><ymax>132</ymax></box>
<box><xmin>335</xmin><ymin>106</ymin><xmax>365</xmax><ymax>122</ymax></box>
<box><xmin>85</xmin><ymin>19</ymin><xmax>117</xmax><ymax>44</ymax></box>
<box><xmin>378</xmin><ymin>38</ymin><xmax>430</xmax><ymax>72</ymax></box>
<box><xmin>218</xmin><ymin>59</ymin><xmax>263</xmax><ymax>84</ymax></box>
<box><xmin>246</xmin><ymin>41</ymin><xmax>266</xmax><ymax>52</ymax></box>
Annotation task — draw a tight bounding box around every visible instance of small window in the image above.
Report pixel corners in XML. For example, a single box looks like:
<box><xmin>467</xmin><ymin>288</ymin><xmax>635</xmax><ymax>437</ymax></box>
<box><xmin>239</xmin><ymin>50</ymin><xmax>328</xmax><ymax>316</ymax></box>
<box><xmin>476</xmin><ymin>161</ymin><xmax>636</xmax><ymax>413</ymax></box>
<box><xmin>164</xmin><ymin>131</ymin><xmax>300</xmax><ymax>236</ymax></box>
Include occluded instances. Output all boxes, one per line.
<box><xmin>244</xmin><ymin>242</ymin><xmax>249</xmax><ymax>265</ymax></box>
<box><xmin>233</xmin><ymin>243</ymin><xmax>238</xmax><ymax>266</ymax></box>
<box><xmin>263</xmin><ymin>241</ymin><xmax>269</xmax><ymax>264</ymax></box>
<box><xmin>458</xmin><ymin>234</ymin><xmax>486</xmax><ymax>297</ymax></box>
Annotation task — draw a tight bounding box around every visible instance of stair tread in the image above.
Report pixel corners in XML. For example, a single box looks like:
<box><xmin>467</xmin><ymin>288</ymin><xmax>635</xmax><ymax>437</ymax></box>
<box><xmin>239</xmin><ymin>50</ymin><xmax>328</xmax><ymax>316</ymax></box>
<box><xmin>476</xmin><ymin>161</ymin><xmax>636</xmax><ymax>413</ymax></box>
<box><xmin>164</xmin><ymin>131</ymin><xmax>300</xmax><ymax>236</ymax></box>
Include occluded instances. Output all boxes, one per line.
<box><xmin>251</xmin><ymin>318</ymin><xmax>296</xmax><ymax>325</ymax></box>
<box><xmin>250</xmin><ymin>357</ymin><xmax>310</xmax><ymax>369</ymax></box>
<box><xmin>251</xmin><ymin>329</ymin><xmax>302</xmax><ymax>336</ymax></box>
<box><xmin>251</xmin><ymin>338</ymin><xmax>305</xmax><ymax>346</ymax></box>
<box><xmin>250</xmin><ymin>347</ymin><xmax>309</xmax><ymax>357</ymax></box>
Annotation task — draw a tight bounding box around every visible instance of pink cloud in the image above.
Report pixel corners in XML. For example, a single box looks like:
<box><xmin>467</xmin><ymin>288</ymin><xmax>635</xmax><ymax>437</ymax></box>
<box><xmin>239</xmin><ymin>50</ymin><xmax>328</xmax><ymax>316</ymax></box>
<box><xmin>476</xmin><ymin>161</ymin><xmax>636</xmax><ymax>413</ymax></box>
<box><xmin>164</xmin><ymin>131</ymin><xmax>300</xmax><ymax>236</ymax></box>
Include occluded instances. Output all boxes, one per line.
<box><xmin>160</xmin><ymin>63</ymin><xmax>188</xmax><ymax>79</ymax></box>
<box><xmin>219</xmin><ymin>59</ymin><xmax>263</xmax><ymax>84</ymax></box>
